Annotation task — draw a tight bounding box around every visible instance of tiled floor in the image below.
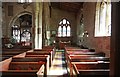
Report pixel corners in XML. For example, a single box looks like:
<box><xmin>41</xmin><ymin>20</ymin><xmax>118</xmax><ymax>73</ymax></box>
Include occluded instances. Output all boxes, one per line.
<box><xmin>48</xmin><ymin>50</ymin><xmax>69</xmax><ymax>77</ymax></box>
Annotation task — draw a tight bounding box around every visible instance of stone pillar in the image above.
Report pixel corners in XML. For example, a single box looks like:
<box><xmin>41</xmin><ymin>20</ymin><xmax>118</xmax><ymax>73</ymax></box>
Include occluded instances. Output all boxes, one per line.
<box><xmin>34</xmin><ymin>2</ymin><xmax>43</xmax><ymax>49</ymax></box>
<box><xmin>43</xmin><ymin>2</ymin><xmax>50</xmax><ymax>46</ymax></box>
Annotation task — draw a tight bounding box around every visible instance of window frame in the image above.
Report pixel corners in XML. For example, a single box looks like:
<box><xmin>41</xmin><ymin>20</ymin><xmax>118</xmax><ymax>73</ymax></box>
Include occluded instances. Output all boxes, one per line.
<box><xmin>94</xmin><ymin>0</ymin><xmax>111</xmax><ymax>37</ymax></box>
<box><xmin>57</xmin><ymin>18</ymin><xmax>71</xmax><ymax>37</ymax></box>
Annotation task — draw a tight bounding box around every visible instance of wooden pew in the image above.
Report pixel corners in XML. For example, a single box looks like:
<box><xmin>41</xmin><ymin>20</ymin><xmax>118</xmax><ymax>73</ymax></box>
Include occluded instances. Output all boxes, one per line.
<box><xmin>25</xmin><ymin>52</ymin><xmax>50</xmax><ymax>74</ymax></box>
<box><xmin>65</xmin><ymin>47</ymin><xmax>105</xmax><ymax>65</ymax></box>
<box><xmin>1</xmin><ymin>56</ymin><xmax>11</xmax><ymax>61</ymax></box>
<box><xmin>2</xmin><ymin>62</ymin><xmax>45</xmax><ymax>77</ymax></box>
<box><xmin>0</xmin><ymin>54</ymin><xmax>11</xmax><ymax>61</ymax></box>
<box><xmin>2</xmin><ymin>70</ymin><xmax>39</xmax><ymax>77</ymax></box>
<box><xmin>69</xmin><ymin>56</ymin><xmax>110</xmax><ymax>62</ymax></box>
<box><xmin>65</xmin><ymin>46</ymin><xmax>109</xmax><ymax>77</ymax></box>
<box><xmin>2</xmin><ymin>49</ymin><xmax>29</xmax><ymax>56</ymax></box>
<box><xmin>43</xmin><ymin>46</ymin><xmax>56</xmax><ymax>60</ymax></box>
<box><xmin>12</xmin><ymin>56</ymin><xmax>49</xmax><ymax>74</ymax></box>
<box><xmin>1</xmin><ymin>56</ymin><xmax>47</xmax><ymax>77</ymax></box>
<box><xmin>65</xmin><ymin>46</ymin><xmax>100</xmax><ymax>57</ymax></box>
<box><xmin>67</xmin><ymin>55</ymin><xmax>110</xmax><ymax>76</ymax></box>
<box><xmin>26</xmin><ymin>51</ymin><xmax>52</xmax><ymax>67</ymax></box>
<box><xmin>9</xmin><ymin>62</ymin><xmax>44</xmax><ymax>70</ymax></box>
<box><xmin>12</xmin><ymin>57</ymin><xmax>48</xmax><ymax>62</ymax></box>
<box><xmin>2</xmin><ymin>49</ymin><xmax>29</xmax><ymax>59</ymax></box>
<box><xmin>72</xmin><ymin>62</ymin><xmax>110</xmax><ymax>77</ymax></box>
<box><xmin>2</xmin><ymin>51</ymin><xmax>23</xmax><ymax>54</ymax></box>
<box><xmin>66</xmin><ymin>51</ymin><xmax>105</xmax><ymax>56</ymax></box>
<box><xmin>2</xmin><ymin>48</ymin><xmax>30</xmax><ymax>52</ymax></box>
<box><xmin>34</xmin><ymin>49</ymin><xmax>54</xmax><ymax>62</ymax></box>
<box><xmin>68</xmin><ymin>57</ymin><xmax>109</xmax><ymax>76</ymax></box>
<box><xmin>65</xmin><ymin>51</ymin><xmax>106</xmax><ymax>68</ymax></box>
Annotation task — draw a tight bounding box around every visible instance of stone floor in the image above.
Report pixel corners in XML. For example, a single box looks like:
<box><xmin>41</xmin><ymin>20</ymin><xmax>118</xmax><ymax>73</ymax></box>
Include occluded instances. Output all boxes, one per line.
<box><xmin>48</xmin><ymin>50</ymin><xmax>69</xmax><ymax>77</ymax></box>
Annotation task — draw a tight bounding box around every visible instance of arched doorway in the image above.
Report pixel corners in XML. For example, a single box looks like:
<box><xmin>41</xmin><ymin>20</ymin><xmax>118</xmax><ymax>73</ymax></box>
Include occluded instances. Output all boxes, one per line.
<box><xmin>10</xmin><ymin>11</ymin><xmax>32</xmax><ymax>49</ymax></box>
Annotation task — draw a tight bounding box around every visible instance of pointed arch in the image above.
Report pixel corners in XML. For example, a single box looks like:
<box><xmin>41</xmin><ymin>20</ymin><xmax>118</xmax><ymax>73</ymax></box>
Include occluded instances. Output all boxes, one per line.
<box><xmin>58</xmin><ymin>18</ymin><xmax>71</xmax><ymax>37</ymax></box>
<box><xmin>94</xmin><ymin>0</ymin><xmax>111</xmax><ymax>37</ymax></box>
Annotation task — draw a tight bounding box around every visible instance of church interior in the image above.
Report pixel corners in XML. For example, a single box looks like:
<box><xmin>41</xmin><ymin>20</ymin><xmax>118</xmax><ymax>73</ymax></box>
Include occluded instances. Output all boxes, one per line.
<box><xmin>0</xmin><ymin>0</ymin><xmax>120</xmax><ymax>77</ymax></box>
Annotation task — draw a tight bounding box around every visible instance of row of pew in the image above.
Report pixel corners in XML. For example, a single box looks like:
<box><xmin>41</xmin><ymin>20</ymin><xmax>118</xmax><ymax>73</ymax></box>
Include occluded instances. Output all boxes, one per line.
<box><xmin>1</xmin><ymin>49</ymin><xmax>30</xmax><ymax>61</ymax></box>
<box><xmin>65</xmin><ymin>46</ymin><xmax>110</xmax><ymax>77</ymax></box>
<box><xmin>0</xmin><ymin>46</ymin><xmax>55</xmax><ymax>77</ymax></box>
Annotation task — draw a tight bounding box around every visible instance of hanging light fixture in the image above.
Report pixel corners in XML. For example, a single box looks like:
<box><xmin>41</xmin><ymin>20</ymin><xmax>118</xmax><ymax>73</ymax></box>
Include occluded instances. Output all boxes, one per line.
<box><xmin>18</xmin><ymin>0</ymin><xmax>32</xmax><ymax>9</ymax></box>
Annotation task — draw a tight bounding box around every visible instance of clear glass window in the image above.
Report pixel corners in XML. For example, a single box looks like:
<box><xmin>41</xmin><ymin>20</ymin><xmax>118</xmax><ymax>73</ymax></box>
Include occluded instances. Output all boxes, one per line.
<box><xmin>94</xmin><ymin>0</ymin><xmax>111</xmax><ymax>37</ymax></box>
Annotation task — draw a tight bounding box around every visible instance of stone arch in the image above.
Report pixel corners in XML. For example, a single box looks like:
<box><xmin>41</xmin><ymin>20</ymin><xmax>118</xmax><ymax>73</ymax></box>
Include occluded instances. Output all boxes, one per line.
<box><xmin>9</xmin><ymin>11</ymin><xmax>32</xmax><ymax>28</ymax></box>
<box><xmin>8</xmin><ymin>11</ymin><xmax>32</xmax><ymax>37</ymax></box>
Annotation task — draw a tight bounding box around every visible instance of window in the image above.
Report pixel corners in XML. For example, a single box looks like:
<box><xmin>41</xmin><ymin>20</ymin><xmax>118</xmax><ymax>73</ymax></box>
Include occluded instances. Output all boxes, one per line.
<box><xmin>58</xmin><ymin>18</ymin><xmax>71</xmax><ymax>37</ymax></box>
<box><xmin>58</xmin><ymin>26</ymin><xmax>62</xmax><ymax>37</ymax></box>
<box><xmin>63</xmin><ymin>26</ymin><xmax>66</xmax><ymax>37</ymax></box>
<box><xmin>21</xmin><ymin>30</ymin><xmax>31</xmax><ymax>42</ymax></box>
<box><xmin>12</xmin><ymin>26</ymin><xmax>31</xmax><ymax>43</ymax></box>
<box><xmin>12</xmin><ymin>25</ymin><xmax>20</xmax><ymax>43</ymax></box>
<box><xmin>67</xmin><ymin>26</ymin><xmax>71</xmax><ymax>36</ymax></box>
<box><xmin>95</xmin><ymin>0</ymin><xmax>111</xmax><ymax>37</ymax></box>
<box><xmin>12</xmin><ymin>14</ymin><xmax>32</xmax><ymax>44</ymax></box>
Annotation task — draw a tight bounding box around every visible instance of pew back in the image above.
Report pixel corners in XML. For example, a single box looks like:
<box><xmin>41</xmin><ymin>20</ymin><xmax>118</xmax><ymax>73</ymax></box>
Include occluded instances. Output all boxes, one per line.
<box><xmin>73</xmin><ymin>63</ymin><xmax>110</xmax><ymax>77</ymax></box>
<box><xmin>9</xmin><ymin>62</ymin><xmax>44</xmax><ymax>70</ymax></box>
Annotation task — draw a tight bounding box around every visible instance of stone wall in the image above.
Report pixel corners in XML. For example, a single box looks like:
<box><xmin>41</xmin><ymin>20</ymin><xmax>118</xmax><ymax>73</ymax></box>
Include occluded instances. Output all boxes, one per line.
<box><xmin>2</xmin><ymin>2</ymin><xmax>33</xmax><ymax>37</ymax></box>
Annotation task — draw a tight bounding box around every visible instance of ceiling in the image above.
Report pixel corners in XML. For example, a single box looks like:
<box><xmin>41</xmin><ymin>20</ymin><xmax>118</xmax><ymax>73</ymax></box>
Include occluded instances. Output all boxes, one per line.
<box><xmin>51</xmin><ymin>2</ymin><xmax>83</xmax><ymax>13</ymax></box>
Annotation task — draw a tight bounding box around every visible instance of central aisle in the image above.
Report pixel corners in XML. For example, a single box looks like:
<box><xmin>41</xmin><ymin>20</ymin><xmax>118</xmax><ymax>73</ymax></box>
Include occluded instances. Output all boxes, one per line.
<box><xmin>48</xmin><ymin>50</ymin><xmax>69</xmax><ymax>77</ymax></box>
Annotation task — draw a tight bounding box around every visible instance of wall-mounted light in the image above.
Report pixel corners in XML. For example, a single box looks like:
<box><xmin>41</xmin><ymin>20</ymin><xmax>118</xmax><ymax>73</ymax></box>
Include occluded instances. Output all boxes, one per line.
<box><xmin>46</xmin><ymin>31</ymin><xmax>50</xmax><ymax>40</ymax></box>
<box><xmin>83</xmin><ymin>31</ymin><xmax>89</xmax><ymax>37</ymax></box>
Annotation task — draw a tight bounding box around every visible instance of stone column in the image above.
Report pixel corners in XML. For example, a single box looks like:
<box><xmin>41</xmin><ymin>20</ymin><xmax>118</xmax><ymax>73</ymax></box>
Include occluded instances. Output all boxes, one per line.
<box><xmin>43</xmin><ymin>2</ymin><xmax>50</xmax><ymax>46</ymax></box>
<box><xmin>34</xmin><ymin>2</ymin><xmax>43</xmax><ymax>49</ymax></box>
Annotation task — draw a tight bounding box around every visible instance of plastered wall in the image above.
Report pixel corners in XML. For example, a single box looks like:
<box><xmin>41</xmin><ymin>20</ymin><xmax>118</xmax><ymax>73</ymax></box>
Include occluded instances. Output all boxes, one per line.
<box><xmin>50</xmin><ymin>7</ymin><xmax>77</xmax><ymax>43</ymax></box>
<box><xmin>76</xmin><ymin>2</ymin><xmax>110</xmax><ymax>57</ymax></box>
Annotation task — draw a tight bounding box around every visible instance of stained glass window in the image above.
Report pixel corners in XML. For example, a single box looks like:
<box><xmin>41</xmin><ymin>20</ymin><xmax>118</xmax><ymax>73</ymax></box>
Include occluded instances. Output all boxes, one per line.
<box><xmin>11</xmin><ymin>14</ymin><xmax>32</xmax><ymax>44</ymax></box>
<box><xmin>12</xmin><ymin>25</ymin><xmax>20</xmax><ymax>43</ymax></box>
<box><xmin>67</xmin><ymin>26</ymin><xmax>70</xmax><ymax>37</ymax></box>
<box><xmin>58</xmin><ymin>18</ymin><xmax>71</xmax><ymax>37</ymax></box>
<box><xmin>58</xmin><ymin>26</ymin><xmax>62</xmax><ymax>37</ymax></box>
<box><xmin>21</xmin><ymin>30</ymin><xmax>31</xmax><ymax>42</ymax></box>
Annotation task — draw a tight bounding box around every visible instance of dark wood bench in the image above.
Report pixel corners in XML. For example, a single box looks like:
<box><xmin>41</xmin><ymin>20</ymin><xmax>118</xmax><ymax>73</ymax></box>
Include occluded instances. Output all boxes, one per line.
<box><xmin>2</xmin><ymin>49</ymin><xmax>29</xmax><ymax>59</ymax></box>
<box><xmin>67</xmin><ymin>55</ymin><xmax>109</xmax><ymax>76</ymax></box>
<box><xmin>69</xmin><ymin>56</ymin><xmax>110</xmax><ymax>62</ymax></box>
<box><xmin>1</xmin><ymin>62</ymin><xmax>45</xmax><ymax>77</ymax></box>
<box><xmin>2</xmin><ymin>52</ymin><xmax>23</xmax><ymax>55</ymax></box>
<box><xmin>2</xmin><ymin>48</ymin><xmax>30</xmax><ymax>52</ymax></box>
<box><xmin>72</xmin><ymin>63</ymin><xmax>110</xmax><ymax>77</ymax></box>
<box><xmin>2</xmin><ymin>70</ymin><xmax>38</xmax><ymax>77</ymax></box>
<box><xmin>9</xmin><ymin>62</ymin><xmax>44</xmax><ymax>70</ymax></box>
<box><xmin>66</xmin><ymin>51</ymin><xmax>105</xmax><ymax>56</ymax></box>
<box><xmin>1</xmin><ymin>56</ymin><xmax>11</xmax><ymax>61</ymax></box>
<box><xmin>34</xmin><ymin>49</ymin><xmax>54</xmax><ymax>61</ymax></box>
<box><xmin>26</xmin><ymin>51</ymin><xmax>52</xmax><ymax>67</ymax></box>
<box><xmin>12</xmin><ymin>57</ymin><xmax>47</xmax><ymax>62</ymax></box>
<box><xmin>12</xmin><ymin>56</ymin><xmax>49</xmax><ymax>75</ymax></box>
